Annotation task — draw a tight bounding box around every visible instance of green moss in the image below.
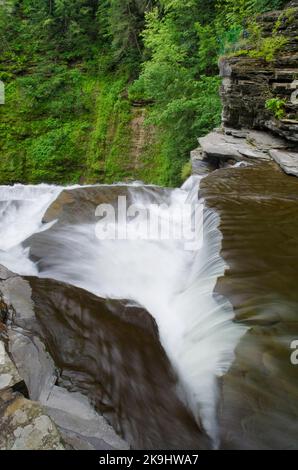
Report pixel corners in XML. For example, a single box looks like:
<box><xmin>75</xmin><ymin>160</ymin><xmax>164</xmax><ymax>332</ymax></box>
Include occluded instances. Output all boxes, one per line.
<box><xmin>248</xmin><ymin>35</ymin><xmax>288</xmax><ymax>61</ymax></box>
<box><xmin>274</xmin><ymin>7</ymin><xmax>297</xmax><ymax>33</ymax></box>
<box><xmin>181</xmin><ymin>161</ymin><xmax>192</xmax><ymax>181</ymax></box>
<box><xmin>223</xmin><ymin>13</ymin><xmax>289</xmax><ymax>63</ymax></box>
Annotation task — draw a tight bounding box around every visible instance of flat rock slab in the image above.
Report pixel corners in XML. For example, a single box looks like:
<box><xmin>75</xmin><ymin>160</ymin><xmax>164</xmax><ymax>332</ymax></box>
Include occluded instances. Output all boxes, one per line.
<box><xmin>199</xmin><ymin>132</ymin><xmax>270</xmax><ymax>162</ymax></box>
<box><xmin>45</xmin><ymin>387</ymin><xmax>128</xmax><ymax>451</ymax></box>
<box><xmin>245</xmin><ymin>130</ymin><xmax>289</xmax><ymax>151</ymax></box>
<box><xmin>269</xmin><ymin>149</ymin><xmax>298</xmax><ymax>177</ymax></box>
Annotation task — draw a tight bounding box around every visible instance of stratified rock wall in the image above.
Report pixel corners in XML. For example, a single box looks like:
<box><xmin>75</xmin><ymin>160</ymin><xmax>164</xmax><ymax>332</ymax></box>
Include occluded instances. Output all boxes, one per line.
<box><xmin>192</xmin><ymin>2</ymin><xmax>298</xmax><ymax>178</ymax></box>
<box><xmin>219</xmin><ymin>1</ymin><xmax>298</xmax><ymax>142</ymax></box>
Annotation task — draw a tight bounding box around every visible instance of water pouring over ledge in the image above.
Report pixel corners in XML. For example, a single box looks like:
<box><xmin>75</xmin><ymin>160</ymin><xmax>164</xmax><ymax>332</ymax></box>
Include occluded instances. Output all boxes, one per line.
<box><xmin>0</xmin><ymin>177</ymin><xmax>246</xmax><ymax>448</ymax></box>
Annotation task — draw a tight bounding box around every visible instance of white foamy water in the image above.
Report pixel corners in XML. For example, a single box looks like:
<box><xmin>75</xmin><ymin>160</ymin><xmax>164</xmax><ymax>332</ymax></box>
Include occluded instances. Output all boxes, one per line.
<box><xmin>0</xmin><ymin>179</ymin><xmax>246</xmax><ymax>446</ymax></box>
<box><xmin>0</xmin><ymin>184</ymin><xmax>62</xmax><ymax>274</ymax></box>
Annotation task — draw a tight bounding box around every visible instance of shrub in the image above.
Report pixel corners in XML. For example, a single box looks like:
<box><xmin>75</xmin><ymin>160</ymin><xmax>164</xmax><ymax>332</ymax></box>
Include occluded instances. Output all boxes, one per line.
<box><xmin>265</xmin><ymin>97</ymin><xmax>287</xmax><ymax>119</ymax></box>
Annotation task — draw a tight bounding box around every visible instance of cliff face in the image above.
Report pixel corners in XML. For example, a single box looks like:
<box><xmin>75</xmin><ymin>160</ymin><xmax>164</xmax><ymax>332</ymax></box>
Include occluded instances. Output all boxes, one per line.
<box><xmin>219</xmin><ymin>1</ymin><xmax>298</xmax><ymax>142</ymax></box>
<box><xmin>192</xmin><ymin>1</ymin><xmax>298</xmax><ymax>178</ymax></box>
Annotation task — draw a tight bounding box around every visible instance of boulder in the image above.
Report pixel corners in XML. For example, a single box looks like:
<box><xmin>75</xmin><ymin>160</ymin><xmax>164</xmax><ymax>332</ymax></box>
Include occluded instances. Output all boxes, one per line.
<box><xmin>44</xmin><ymin>386</ymin><xmax>128</xmax><ymax>451</ymax></box>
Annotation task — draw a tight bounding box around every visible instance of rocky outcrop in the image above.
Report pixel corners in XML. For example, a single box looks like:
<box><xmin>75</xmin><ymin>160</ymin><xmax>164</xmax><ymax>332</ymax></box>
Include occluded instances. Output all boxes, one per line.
<box><xmin>192</xmin><ymin>2</ymin><xmax>298</xmax><ymax>177</ymax></box>
<box><xmin>219</xmin><ymin>1</ymin><xmax>298</xmax><ymax>141</ymax></box>
<box><xmin>192</xmin><ymin>126</ymin><xmax>298</xmax><ymax>176</ymax></box>
<box><xmin>189</xmin><ymin>4</ymin><xmax>298</xmax><ymax>450</ymax></box>
<box><xmin>27</xmin><ymin>277</ymin><xmax>207</xmax><ymax>450</ymax></box>
<box><xmin>0</xmin><ymin>267</ymin><xmax>128</xmax><ymax>451</ymax></box>
<box><xmin>0</xmin><ymin>266</ymin><xmax>209</xmax><ymax>450</ymax></box>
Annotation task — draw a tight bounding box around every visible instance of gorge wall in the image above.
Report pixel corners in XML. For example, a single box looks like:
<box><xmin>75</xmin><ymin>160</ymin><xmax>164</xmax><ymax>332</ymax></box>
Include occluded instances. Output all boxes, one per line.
<box><xmin>220</xmin><ymin>1</ymin><xmax>298</xmax><ymax>140</ymax></box>
<box><xmin>192</xmin><ymin>0</ymin><xmax>298</xmax><ymax>176</ymax></box>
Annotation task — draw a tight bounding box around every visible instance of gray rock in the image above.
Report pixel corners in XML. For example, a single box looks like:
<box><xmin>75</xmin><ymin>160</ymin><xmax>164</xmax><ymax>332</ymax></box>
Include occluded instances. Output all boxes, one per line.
<box><xmin>224</xmin><ymin>128</ymin><xmax>249</xmax><ymax>139</ymax></box>
<box><xmin>0</xmin><ymin>266</ymin><xmax>16</xmax><ymax>281</ymax></box>
<box><xmin>246</xmin><ymin>130</ymin><xmax>289</xmax><ymax>151</ymax></box>
<box><xmin>199</xmin><ymin>132</ymin><xmax>270</xmax><ymax>162</ymax></box>
<box><xmin>191</xmin><ymin>149</ymin><xmax>214</xmax><ymax>175</ymax></box>
<box><xmin>0</xmin><ymin>388</ymin><xmax>65</xmax><ymax>450</ymax></box>
<box><xmin>0</xmin><ymin>271</ymin><xmax>130</xmax><ymax>450</ymax></box>
<box><xmin>0</xmin><ymin>340</ymin><xmax>22</xmax><ymax>390</ymax></box>
<box><xmin>44</xmin><ymin>386</ymin><xmax>128</xmax><ymax>450</ymax></box>
<box><xmin>0</xmin><ymin>275</ymin><xmax>35</xmax><ymax>326</ymax></box>
<box><xmin>269</xmin><ymin>149</ymin><xmax>298</xmax><ymax>177</ymax></box>
<box><xmin>266</xmin><ymin>119</ymin><xmax>298</xmax><ymax>143</ymax></box>
<box><xmin>8</xmin><ymin>329</ymin><xmax>57</xmax><ymax>403</ymax></box>
<box><xmin>199</xmin><ymin>132</ymin><xmax>244</xmax><ymax>160</ymax></box>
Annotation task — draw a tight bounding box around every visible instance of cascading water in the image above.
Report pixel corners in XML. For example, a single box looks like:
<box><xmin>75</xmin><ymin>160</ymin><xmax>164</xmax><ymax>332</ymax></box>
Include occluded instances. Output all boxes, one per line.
<box><xmin>0</xmin><ymin>185</ymin><xmax>61</xmax><ymax>275</ymax></box>
<box><xmin>0</xmin><ymin>177</ymin><xmax>245</xmax><ymax>447</ymax></box>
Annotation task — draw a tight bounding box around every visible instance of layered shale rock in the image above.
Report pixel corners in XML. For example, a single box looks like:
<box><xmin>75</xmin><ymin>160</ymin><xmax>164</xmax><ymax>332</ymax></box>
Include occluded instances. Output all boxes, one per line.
<box><xmin>192</xmin><ymin>2</ymin><xmax>298</xmax><ymax>178</ymax></box>
<box><xmin>192</xmin><ymin>126</ymin><xmax>298</xmax><ymax>176</ymax></box>
<box><xmin>219</xmin><ymin>1</ymin><xmax>298</xmax><ymax>140</ymax></box>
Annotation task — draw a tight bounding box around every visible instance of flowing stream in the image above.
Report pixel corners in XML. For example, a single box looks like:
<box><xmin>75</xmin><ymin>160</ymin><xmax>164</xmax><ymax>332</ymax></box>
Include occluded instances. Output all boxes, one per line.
<box><xmin>0</xmin><ymin>177</ymin><xmax>245</xmax><ymax>447</ymax></box>
<box><xmin>2</xmin><ymin>164</ymin><xmax>297</xmax><ymax>449</ymax></box>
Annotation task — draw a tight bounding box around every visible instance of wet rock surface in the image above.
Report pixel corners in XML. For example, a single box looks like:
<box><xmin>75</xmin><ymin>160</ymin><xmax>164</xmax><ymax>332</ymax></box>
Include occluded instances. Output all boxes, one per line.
<box><xmin>42</xmin><ymin>184</ymin><xmax>173</xmax><ymax>226</ymax></box>
<box><xmin>27</xmin><ymin>277</ymin><xmax>208</xmax><ymax>450</ymax></box>
<box><xmin>0</xmin><ymin>268</ymin><xmax>129</xmax><ymax>451</ymax></box>
<box><xmin>0</xmin><ymin>267</ymin><xmax>209</xmax><ymax>450</ymax></box>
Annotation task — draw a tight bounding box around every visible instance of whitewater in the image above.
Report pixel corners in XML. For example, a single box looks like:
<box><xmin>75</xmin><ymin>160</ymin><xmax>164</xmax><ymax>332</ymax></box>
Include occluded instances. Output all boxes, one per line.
<box><xmin>0</xmin><ymin>178</ymin><xmax>246</xmax><ymax>447</ymax></box>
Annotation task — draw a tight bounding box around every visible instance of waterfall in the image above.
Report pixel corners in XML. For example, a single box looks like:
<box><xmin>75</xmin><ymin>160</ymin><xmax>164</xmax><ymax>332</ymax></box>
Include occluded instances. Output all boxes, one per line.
<box><xmin>0</xmin><ymin>178</ymin><xmax>245</xmax><ymax>446</ymax></box>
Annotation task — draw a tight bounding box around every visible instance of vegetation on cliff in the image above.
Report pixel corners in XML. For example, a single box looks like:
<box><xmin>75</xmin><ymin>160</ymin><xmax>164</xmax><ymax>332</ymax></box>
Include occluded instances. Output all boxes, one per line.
<box><xmin>0</xmin><ymin>0</ymin><xmax>289</xmax><ymax>185</ymax></box>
